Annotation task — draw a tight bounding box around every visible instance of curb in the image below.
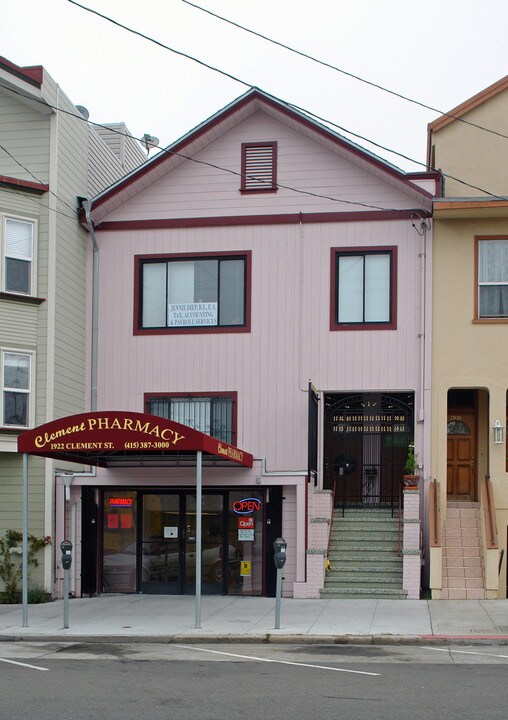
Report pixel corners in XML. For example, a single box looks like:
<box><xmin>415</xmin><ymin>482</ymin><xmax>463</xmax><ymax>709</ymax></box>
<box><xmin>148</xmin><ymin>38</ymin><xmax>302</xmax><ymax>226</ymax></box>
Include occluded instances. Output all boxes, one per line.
<box><xmin>1</xmin><ymin>633</ymin><xmax>507</xmax><ymax>646</ymax></box>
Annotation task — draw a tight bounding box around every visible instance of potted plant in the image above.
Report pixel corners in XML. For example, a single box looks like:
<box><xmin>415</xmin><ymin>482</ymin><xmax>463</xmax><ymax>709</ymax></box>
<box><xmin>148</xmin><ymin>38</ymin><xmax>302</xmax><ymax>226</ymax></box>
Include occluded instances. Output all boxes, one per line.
<box><xmin>403</xmin><ymin>442</ymin><xmax>419</xmax><ymax>489</ymax></box>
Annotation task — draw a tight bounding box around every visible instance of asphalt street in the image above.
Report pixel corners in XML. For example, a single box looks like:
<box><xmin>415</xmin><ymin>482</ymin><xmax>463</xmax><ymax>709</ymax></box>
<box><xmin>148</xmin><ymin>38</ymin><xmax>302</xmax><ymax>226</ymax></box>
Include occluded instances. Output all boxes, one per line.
<box><xmin>0</xmin><ymin>642</ymin><xmax>507</xmax><ymax>720</ymax></box>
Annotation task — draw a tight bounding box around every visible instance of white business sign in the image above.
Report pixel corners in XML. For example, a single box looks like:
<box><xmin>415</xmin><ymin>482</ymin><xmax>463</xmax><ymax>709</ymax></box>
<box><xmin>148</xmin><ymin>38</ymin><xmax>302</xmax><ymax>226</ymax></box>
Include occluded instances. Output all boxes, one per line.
<box><xmin>238</xmin><ymin>529</ymin><xmax>255</xmax><ymax>542</ymax></box>
<box><xmin>168</xmin><ymin>302</ymin><xmax>218</xmax><ymax>326</ymax></box>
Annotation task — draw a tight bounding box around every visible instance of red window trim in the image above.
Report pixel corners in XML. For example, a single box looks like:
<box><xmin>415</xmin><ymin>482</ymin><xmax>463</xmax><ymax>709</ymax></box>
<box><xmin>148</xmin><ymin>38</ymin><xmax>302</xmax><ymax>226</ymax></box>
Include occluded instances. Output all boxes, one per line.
<box><xmin>473</xmin><ymin>235</ymin><xmax>508</xmax><ymax>323</ymax></box>
<box><xmin>330</xmin><ymin>246</ymin><xmax>398</xmax><ymax>331</ymax></box>
<box><xmin>240</xmin><ymin>141</ymin><xmax>277</xmax><ymax>194</ymax></box>
<box><xmin>134</xmin><ymin>250</ymin><xmax>252</xmax><ymax>336</ymax></box>
<box><xmin>144</xmin><ymin>390</ymin><xmax>238</xmax><ymax>444</ymax></box>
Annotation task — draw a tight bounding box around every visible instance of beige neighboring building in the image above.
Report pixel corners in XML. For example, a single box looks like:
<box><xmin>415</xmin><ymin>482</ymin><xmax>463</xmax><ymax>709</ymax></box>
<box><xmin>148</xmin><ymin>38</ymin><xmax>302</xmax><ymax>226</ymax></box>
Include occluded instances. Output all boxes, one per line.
<box><xmin>428</xmin><ymin>76</ymin><xmax>508</xmax><ymax>599</ymax></box>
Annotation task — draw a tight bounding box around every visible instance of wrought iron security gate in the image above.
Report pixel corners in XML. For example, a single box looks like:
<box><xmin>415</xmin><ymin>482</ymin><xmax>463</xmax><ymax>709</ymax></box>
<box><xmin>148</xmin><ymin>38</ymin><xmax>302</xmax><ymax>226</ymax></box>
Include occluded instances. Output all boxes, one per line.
<box><xmin>324</xmin><ymin>393</ymin><xmax>414</xmax><ymax>511</ymax></box>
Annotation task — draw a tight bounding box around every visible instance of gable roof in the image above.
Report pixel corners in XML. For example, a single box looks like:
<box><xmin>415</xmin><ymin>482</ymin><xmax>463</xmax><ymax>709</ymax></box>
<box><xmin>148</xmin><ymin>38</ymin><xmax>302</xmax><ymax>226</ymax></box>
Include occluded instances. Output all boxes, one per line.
<box><xmin>84</xmin><ymin>88</ymin><xmax>438</xmax><ymax>226</ymax></box>
<box><xmin>428</xmin><ymin>75</ymin><xmax>508</xmax><ymax>134</ymax></box>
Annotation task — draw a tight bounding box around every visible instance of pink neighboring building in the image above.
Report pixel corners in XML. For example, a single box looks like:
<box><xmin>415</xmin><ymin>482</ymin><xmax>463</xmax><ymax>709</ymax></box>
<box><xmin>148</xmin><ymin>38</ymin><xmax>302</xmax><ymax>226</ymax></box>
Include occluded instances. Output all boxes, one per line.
<box><xmin>59</xmin><ymin>89</ymin><xmax>438</xmax><ymax>599</ymax></box>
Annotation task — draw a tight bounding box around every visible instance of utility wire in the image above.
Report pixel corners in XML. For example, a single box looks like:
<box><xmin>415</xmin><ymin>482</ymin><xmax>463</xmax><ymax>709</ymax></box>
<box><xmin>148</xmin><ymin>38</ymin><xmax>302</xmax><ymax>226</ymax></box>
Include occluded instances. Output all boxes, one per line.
<box><xmin>0</xmin><ymin>142</ymin><xmax>79</xmax><ymax>219</ymax></box>
<box><xmin>65</xmin><ymin>0</ymin><xmax>504</xmax><ymax>199</ymax></box>
<box><xmin>0</xmin><ymin>182</ymin><xmax>78</xmax><ymax>222</ymax></box>
<box><xmin>0</xmin><ymin>84</ymin><xmax>428</xmax><ymax>214</ymax></box>
<box><xmin>182</xmin><ymin>0</ymin><xmax>508</xmax><ymax>141</ymax></box>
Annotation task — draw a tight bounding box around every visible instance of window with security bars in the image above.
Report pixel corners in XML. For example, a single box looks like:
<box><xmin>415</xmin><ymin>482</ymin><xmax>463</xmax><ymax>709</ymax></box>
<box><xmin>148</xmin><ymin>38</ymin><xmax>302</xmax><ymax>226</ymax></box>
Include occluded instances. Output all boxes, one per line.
<box><xmin>241</xmin><ymin>142</ymin><xmax>277</xmax><ymax>193</ymax></box>
<box><xmin>146</xmin><ymin>394</ymin><xmax>235</xmax><ymax>444</ymax></box>
<box><xmin>3</xmin><ymin>216</ymin><xmax>35</xmax><ymax>295</ymax></box>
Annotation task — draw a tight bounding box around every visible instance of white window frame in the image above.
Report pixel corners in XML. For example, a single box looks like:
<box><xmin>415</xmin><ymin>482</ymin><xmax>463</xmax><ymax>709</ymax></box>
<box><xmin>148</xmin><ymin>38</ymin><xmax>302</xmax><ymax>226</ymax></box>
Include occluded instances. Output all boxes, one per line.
<box><xmin>477</xmin><ymin>237</ymin><xmax>508</xmax><ymax>320</ymax></box>
<box><xmin>1</xmin><ymin>214</ymin><xmax>37</xmax><ymax>296</ymax></box>
<box><xmin>1</xmin><ymin>348</ymin><xmax>35</xmax><ymax>429</ymax></box>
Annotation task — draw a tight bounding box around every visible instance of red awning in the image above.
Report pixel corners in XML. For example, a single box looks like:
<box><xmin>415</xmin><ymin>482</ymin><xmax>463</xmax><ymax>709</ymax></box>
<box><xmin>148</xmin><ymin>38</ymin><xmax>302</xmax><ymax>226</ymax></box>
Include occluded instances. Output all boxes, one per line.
<box><xmin>18</xmin><ymin>411</ymin><xmax>253</xmax><ymax>468</ymax></box>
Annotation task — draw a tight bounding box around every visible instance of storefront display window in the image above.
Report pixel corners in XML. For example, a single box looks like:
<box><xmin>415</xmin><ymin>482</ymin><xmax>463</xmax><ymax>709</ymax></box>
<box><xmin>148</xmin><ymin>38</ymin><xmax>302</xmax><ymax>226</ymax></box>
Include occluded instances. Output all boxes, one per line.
<box><xmin>102</xmin><ymin>491</ymin><xmax>137</xmax><ymax>593</ymax></box>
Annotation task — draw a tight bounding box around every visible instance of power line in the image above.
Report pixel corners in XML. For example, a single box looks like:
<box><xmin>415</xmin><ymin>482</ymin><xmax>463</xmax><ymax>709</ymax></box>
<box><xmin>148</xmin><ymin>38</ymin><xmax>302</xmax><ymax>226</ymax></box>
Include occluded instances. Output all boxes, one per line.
<box><xmin>0</xmin><ymin>182</ymin><xmax>78</xmax><ymax>222</ymax></box>
<box><xmin>65</xmin><ymin>0</ymin><xmax>504</xmax><ymax>199</ymax></box>
<box><xmin>0</xmin><ymin>84</ymin><xmax>429</xmax><ymax>214</ymax></box>
<box><xmin>181</xmin><ymin>0</ymin><xmax>508</xmax><ymax>142</ymax></box>
<box><xmin>0</xmin><ymin>143</ymin><xmax>79</xmax><ymax>220</ymax></box>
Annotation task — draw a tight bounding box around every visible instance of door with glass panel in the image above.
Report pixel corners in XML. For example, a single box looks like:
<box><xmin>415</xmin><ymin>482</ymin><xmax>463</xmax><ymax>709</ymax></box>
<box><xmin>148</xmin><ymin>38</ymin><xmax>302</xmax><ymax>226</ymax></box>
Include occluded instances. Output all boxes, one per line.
<box><xmin>140</xmin><ymin>493</ymin><xmax>227</xmax><ymax>595</ymax></box>
<box><xmin>140</xmin><ymin>494</ymin><xmax>181</xmax><ymax>594</ymax></box>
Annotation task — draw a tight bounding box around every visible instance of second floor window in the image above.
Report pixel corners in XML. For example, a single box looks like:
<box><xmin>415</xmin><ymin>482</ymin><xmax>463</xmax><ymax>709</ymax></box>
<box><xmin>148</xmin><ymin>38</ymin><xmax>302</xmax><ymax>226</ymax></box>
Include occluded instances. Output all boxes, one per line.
<box><xmin>332</xmin><ymin>247</ymin><xmax>396</xmax><ymax>330</ymax></box>
<box><xmin>137</xmin><ymin>253</ymin><xmax>249</xmax><ymax>333</ymax></box>
<box><xmin>477</xmin><ymin>238</ymin><xmax>508</xmax><ymax>319</ymax></box>
<box><xmin>3</xmin><ymin>216</ymin><xmax>35</xmax><ymax>295</ymax></box>
<box><xmin>2</xmin><ymin>350</ymin><xmax>32</xmax><ymax>428</ymax></box>
<box><xmin>146</xmin><ymin>393</ymin><xmax>235</xmax><ymax>444</ymax></box>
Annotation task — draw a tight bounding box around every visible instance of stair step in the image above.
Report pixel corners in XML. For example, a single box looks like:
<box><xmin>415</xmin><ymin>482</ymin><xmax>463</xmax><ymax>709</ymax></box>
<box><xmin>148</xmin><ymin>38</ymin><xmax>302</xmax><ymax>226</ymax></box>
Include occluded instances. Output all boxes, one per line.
<box><xmin>324</xmin><ymin>508</ymin><xmax>406</xmax><ymax>599</ymax></box>
<box><xmin>328</xmin><ymin>551</ymin><xmax>401</xmax><ymax>562</ymax></box>
<box><xmin>329</xmin><ymin>542</ymin><xmax>399</xmax><ymax>552</ymax></box>
<box><xmin>325</xmin><ymin>577</ymin><xmax>402</xmax><ymax>588</ymax></box>
<box><xmin>320</xmin><ymin>588</ymin><xmax>408</xmax><ymax>600</ymax></box>
<box><xmin>330</xmin><ymin>523</ymin><xmax>398</xmax><ymax>540</ymax></box>
<box><xmin>329</xmin><ymin>563</ymin><xmax>402</xmax><ymax>577</ymax></box>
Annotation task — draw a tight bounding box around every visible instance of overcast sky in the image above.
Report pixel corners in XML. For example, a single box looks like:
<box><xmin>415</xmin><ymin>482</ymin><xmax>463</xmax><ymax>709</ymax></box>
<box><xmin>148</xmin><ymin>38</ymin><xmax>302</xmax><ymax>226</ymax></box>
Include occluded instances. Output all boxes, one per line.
<box><xmin>1</xmin><ymin>0</ymin><xmax>507</xmax><ymax>172</ymax></box>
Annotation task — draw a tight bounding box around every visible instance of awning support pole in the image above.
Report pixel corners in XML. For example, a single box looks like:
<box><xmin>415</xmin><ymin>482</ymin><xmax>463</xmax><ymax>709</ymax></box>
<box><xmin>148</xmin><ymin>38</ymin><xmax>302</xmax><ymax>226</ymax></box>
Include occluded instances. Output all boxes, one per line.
<box><xmin>22</xmin><ymin>452</ymin><xmax>28</xmax><ymax>627</ymax></box>
<box><xmin>195</xmin><ymin>450</ymin><xmax>202</xmax><ymax>629</ymax></box>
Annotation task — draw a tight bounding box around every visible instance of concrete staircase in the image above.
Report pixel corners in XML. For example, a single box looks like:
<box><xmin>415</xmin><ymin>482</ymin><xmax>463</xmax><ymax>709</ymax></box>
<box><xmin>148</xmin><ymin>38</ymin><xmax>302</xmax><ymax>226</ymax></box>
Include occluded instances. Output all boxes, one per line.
<box><xmin>441</xmin><ymin>502</ymin><xmax>486</xmax><ymax>599</ymax></box>
<box><xmin>320</xmin><ymin>508</ymin><xmax>407</xmax><ymax>599</ymax></box>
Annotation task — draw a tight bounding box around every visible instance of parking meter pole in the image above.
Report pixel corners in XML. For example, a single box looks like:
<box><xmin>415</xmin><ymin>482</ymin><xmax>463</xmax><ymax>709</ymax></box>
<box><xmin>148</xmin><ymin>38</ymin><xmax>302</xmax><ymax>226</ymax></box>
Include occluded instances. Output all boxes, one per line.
<box><xmin>60</xmin><ymin>540</ymin><xmax>72</xmax><ymax>629</ymax></box>
<box><xmin>273</xmin><ymin>538</ymin><xmax>287</xmax><ymax>630</ymax></box>
<box><xmin>22</xmin><ymin>453</ymin><xmax>29</xmax><ymax>628</ymax></box>
<box><xmin>195</xmin><ymin>450</ymin><xmax>202</xmax><ymax>630</ymax></box>
<box><xmin>63</xmin><ymin>568</ymin><xmax>69</xmax><ymax>629</ymax></box>
<box><xmin>275</xmin><ymin>567</ymin><xmax>282</xmax><ymax>629</ymax></box>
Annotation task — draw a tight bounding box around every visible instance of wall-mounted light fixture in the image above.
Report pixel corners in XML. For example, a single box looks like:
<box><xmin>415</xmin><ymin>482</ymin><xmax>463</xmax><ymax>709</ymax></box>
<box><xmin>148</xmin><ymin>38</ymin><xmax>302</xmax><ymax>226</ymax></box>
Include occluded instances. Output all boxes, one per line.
<box><xmin>492</xmin><ymin>420</ymin><xmax>504</xmax><ymax>444</ymax></box>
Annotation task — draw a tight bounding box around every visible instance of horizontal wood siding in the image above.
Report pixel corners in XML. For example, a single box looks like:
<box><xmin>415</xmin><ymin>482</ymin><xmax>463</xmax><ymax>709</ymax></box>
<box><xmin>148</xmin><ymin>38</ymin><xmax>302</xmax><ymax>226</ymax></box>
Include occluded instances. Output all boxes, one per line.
<box><xmin>0</xmin><ymin>299</ymin><xmax>39</xmax><ymax>346</ymax></box>
<box><xmin>88</xmin><ymin>128</ymin><xmax>127</xmax><ymax>197</ymax></box>
<box><xmin>0</xmin><ymin>453</ymin><xmax>46</xmax><ymax>541</ymax></box>
<box><xmin>0</xmin><ymin>94</ymin><xmax>50</xmax><ymax>182</ymax></box>
<box><xmin>106</xmin><ymin>111</ymin><xmax>425</xmax><ymax>222</ymax></box>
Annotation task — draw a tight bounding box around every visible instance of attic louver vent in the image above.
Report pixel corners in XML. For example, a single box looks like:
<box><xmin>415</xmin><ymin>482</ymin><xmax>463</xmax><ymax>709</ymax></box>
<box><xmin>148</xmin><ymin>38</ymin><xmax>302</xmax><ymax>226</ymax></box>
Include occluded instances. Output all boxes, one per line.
<box><xmin>241</xmin><ymin>142</ymin><xmax>277</xmax><ymax>192</ymax></box>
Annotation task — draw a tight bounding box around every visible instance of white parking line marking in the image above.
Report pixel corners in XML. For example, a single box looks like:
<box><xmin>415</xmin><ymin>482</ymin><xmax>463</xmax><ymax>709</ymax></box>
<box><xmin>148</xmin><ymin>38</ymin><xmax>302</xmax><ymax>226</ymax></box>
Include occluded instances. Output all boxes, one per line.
<box><xmin>174</xmin><ymin>645</ymin><xmax>380</xmax><ymax>676</ymax></box>
<box><xmin>0</xmin><ymin>657</ymin><xmax>49</xmax><ymax>671</ymax></box>
<box><xmin>422</xmin><ymin>647</ymin><xmax>508</xmax><ymax>659</ymax></box>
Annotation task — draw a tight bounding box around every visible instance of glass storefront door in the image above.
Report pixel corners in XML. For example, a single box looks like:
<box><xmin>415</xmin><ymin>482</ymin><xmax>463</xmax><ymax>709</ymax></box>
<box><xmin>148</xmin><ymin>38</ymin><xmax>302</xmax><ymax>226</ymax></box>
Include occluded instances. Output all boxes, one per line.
<box><xmin>140</xmin><ymin>492</ymin><xmax>227</xmax><ymax>595</ymax></box>
<box><xmin>102</xmin><ymin>489</ymin><xmax>266</xmax><ymax>596</ymax></box>
<box><xmin>141</xmin><ymin>494</ymin><xmax>181</xmax><ymax>594</ymax></box>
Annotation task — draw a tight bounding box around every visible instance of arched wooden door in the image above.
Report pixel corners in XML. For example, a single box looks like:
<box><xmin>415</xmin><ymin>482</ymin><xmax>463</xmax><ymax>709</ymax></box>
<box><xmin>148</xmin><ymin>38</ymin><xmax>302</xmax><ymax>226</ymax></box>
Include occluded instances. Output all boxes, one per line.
<box><xmin>447</xmin><ymin>411</ymin><xmax>476</xmax><ymax>501</ymax></box>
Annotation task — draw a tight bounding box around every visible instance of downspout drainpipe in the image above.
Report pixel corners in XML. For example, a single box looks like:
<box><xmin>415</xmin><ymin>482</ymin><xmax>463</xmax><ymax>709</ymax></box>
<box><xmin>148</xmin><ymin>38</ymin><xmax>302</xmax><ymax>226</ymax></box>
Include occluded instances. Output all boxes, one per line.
<box><xmin>82</xmin><ymin>199</ymin><xmax>99</xmax><ymax>413</ymax></box>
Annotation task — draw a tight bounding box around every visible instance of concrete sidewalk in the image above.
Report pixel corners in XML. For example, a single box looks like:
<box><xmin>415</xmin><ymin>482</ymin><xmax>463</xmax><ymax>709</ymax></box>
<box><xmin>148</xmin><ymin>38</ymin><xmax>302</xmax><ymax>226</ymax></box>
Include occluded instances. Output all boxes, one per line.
<box><xmin>1</xmin><ymin>595</ymin><xmax>508</xmax><ymax>645</ymax></box>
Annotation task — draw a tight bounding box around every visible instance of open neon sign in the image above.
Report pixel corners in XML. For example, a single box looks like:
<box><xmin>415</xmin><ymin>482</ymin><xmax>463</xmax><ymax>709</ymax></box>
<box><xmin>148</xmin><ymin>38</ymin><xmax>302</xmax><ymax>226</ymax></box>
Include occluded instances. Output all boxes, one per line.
<box><xmin>233</xmin><ymin>497</ymin><xmax>262</xmax><ymax>515</ymax></box>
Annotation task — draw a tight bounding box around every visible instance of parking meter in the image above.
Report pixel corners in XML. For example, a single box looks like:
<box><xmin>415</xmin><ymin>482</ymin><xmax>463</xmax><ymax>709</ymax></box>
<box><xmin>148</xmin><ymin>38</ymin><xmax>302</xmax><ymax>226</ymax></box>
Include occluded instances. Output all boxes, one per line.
<box><xmin>60</xmin><ymin>540</ymin><xmax>72</xmax><ymax>629</ymax></box>
<box><xmin>273</xmin><ymin>538</ymin><xmax>287</xmax><ymax>629</ymax></box>
<box><xmin>273</xmin><ymin>537</ymin><xmax>287</xmax><ymax>569</ymax></box>
<box><xmin>60</xmin><ymin>540</ymin><xmax>73</xmax><ymax>570</ymax></box>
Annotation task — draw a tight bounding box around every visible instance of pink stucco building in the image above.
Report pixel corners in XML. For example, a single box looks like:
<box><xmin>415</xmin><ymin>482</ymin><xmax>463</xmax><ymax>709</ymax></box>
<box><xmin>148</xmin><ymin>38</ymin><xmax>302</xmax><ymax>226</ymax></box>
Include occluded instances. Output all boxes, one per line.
<box><xmin>56</xmin><ymin>89</ymin><xmax>438</xmax><ymax>599</ymax></box>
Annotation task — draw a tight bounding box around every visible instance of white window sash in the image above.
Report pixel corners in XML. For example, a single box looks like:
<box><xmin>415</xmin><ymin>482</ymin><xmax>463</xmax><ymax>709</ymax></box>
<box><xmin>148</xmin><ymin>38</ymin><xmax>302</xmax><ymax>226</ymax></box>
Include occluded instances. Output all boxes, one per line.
<box><xmin>2</xmin><ymin>215</ymin><xmax>37</xmax><ymax>295</ymax></box>
<box><xmin>1</xmin><ymin>350</ymin><xmax>33</xmax><ymax>428</ymax></box>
